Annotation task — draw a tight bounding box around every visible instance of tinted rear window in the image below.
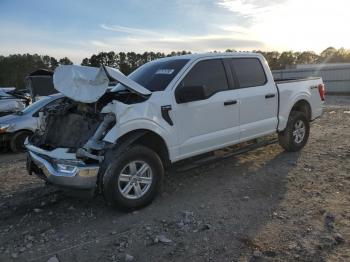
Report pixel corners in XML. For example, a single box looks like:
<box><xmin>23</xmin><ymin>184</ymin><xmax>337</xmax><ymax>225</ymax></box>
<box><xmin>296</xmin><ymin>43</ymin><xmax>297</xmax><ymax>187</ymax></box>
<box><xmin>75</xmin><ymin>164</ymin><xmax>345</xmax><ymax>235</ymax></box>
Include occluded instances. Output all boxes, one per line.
<box><xmin>128</xmin><ymin>59</ymin><xmax>189</xmax><ymax>92</ymax></box>
<box><xmin>230</xmin><ymin>58</ymin><xmax>267</xmax><ymax>88</ymax></box>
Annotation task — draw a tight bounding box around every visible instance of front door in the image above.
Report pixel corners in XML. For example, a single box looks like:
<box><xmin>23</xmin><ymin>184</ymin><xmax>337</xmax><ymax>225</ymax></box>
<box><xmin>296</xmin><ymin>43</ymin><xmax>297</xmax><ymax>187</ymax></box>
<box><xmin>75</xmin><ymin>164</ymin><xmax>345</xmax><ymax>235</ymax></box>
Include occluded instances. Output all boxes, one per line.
<box><xmin>172</xmin><ymin>59</ymin><xmax>240</xmax><ymax>160</ymax></box>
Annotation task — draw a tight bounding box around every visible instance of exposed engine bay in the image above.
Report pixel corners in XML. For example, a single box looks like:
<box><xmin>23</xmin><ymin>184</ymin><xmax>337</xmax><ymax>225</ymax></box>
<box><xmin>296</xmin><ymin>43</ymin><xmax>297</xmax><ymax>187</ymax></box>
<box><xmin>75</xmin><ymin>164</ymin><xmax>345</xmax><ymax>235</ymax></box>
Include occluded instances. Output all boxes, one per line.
<box><xmin>29</xmin><ymin>90</ymin><xmax>148</xmax><ymax>162</ymax></box>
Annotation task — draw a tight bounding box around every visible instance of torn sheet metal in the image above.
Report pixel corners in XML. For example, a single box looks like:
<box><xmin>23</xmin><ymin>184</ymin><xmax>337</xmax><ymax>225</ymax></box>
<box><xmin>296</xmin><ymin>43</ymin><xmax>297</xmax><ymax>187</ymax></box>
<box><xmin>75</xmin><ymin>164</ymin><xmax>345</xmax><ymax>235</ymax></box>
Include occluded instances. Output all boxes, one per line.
<box><xmin>53</xmin><ymin>65</ymin><xmax>151</xmax><ymax>103</ymax></box>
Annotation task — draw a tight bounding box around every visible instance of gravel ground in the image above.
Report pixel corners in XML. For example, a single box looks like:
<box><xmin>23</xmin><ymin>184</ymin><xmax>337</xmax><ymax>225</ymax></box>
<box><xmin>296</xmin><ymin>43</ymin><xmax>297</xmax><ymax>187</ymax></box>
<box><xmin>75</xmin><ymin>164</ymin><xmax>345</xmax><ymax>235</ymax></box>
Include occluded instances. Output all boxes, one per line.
<box><xmin>0</xmin><ymin>96</ymin><xmax>349</xmax><ymax>262</ymax></box>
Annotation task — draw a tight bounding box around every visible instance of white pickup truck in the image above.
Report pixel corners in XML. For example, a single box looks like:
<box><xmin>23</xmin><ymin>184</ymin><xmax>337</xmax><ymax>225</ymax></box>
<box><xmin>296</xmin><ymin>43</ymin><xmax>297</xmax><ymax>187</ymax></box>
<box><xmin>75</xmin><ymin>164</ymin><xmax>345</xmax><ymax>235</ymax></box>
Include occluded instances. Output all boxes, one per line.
<box><xmin>26</xmin><ymin>52</ymin><xmax>325</xmax><ymax>210</ymax></box>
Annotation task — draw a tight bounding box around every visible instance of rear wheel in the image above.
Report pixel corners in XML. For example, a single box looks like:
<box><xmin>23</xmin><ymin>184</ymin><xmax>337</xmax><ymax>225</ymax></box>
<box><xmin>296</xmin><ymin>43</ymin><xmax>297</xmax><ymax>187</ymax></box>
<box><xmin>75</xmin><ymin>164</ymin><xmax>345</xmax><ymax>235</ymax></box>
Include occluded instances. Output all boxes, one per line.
<box><xmin>10</xmin><ymin>130</ymin><xmax>32</xmax><ymax>153</ymax></box>
<box><xmin>102</xmin><ymin>145</ymin><xmax>164</xmax><ymax>211</ymax></box>
<box><xmin>278</xmin><ymin>111</ymin><xmax>310</xmax><ymax>152</ymax></box>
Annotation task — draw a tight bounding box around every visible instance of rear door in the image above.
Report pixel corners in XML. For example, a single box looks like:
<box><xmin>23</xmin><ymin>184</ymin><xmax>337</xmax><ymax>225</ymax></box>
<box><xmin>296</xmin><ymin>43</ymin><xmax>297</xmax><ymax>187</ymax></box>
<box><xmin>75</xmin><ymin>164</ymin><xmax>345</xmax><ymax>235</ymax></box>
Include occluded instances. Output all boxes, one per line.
<box><xmin>172</xmin><ymin>59</ymin><xmax>240</xmax><ymax>160</ymax></box>
<box><xmin>228</xmin><ymin>58</ymin><xmax>278</xmax><ymax>141</ymax></box>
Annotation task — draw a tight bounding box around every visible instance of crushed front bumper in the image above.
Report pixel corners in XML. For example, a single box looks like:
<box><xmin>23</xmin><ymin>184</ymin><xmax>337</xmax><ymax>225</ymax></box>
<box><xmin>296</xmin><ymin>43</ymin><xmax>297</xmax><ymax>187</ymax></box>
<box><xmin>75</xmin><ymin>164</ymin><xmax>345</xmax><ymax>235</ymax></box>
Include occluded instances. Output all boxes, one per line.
<box><xmin>26</xmin><ymin>145</ymin><xmax>99</xmax><ymax>189</ymax></box>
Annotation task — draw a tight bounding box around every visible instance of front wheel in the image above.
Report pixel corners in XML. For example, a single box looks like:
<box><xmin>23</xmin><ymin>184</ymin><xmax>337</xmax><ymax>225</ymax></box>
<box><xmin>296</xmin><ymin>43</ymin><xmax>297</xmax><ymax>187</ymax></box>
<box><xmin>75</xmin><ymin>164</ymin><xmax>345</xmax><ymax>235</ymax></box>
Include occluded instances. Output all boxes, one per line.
<box><xmin>10</xmin><ymin>130</ymin><xmax>32</xmax><ymax>153</ymax></box>
<box><xmin>278</xmin><ymin>111</ymin><xmax>310</xmax><ymax>152</ymax></box>
<box><xmin>102</xmin><ymin>145</ymin><xmax>164</xmax><ymax>211</ymax></box>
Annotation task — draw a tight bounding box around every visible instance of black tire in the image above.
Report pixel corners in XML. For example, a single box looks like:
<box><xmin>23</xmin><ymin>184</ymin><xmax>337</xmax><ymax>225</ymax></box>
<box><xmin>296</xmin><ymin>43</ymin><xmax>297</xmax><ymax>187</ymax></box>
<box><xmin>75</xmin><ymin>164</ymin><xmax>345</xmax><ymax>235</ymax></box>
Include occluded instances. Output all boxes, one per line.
<box><xmin>10</xmin><ymin>131</ymin><xmax>32</xmax><ymax>153</ymax></box>
<box><xmin>278</xmin><ymin>111</ymin><xmax>310</xmax><ymax>152</ymax></box>
<box><xmin>102</xmin><ymin>145</ymin><xmax>164</xmax><ymax>211</ymax></box>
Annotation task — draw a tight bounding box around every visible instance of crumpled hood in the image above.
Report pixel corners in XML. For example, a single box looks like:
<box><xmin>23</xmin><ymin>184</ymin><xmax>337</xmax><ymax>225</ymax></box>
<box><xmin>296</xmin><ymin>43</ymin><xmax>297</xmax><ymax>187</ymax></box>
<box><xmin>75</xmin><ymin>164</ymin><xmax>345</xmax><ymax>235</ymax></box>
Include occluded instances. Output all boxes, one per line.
<box><xmin>53</xmin><ymin>65</ymin><xmax>151</xmax><ymax>103</ymax></box>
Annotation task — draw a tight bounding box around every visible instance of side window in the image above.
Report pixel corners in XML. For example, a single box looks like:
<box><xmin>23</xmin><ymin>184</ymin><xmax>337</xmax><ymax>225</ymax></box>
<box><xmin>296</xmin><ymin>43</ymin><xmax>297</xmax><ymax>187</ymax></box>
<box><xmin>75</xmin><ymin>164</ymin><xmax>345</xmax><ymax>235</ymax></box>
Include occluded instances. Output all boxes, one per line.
<box><xmin>230</xmin><ymin>58</ymin><xmax>267</xmax><ymax>88</ymax></box>
<box><xmin>180</xmin><ymin>59</ymin><xmax>229</xmax><ymax>98</ymax></box>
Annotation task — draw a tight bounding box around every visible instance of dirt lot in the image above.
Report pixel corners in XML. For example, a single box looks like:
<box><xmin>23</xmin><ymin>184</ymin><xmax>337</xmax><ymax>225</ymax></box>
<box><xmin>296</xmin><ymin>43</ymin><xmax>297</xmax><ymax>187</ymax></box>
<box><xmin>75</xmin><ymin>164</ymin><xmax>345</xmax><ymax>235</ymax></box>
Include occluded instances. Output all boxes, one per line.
<box><xmin>0</xmin><ymin>96</ymin><xmax>349</xmax><ymax>262</ymax></box>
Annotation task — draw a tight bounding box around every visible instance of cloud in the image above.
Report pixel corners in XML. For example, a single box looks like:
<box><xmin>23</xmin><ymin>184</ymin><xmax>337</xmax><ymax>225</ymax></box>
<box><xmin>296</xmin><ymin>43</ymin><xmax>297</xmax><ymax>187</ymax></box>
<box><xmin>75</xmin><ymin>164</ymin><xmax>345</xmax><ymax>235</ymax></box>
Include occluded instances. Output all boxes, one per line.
<box><xmin>96</xmin><ymin>23</ymin><xmax>266</xmax><ymax>53</ymax></box>
<box><xmin>89</xmin><ymin>31</ymin><xmax>265</xmax><ymax>54</ymax></box>
<box><xmin>217</xmin><ymin>0</ymin><xmax>287</xmax><ymax>16</ymax></box>
<box><xmin>217</xmin><ymin>0</ymin><xmax>350</xmax><ymax>53</ymax></box>
<box><xmin>0</xmin><ymin>23</ymin><xmax>94</xmax><ymax>63</ymax></box>
<box><xmin>100</xmin><ymin>24</ymin><xmax>160</xmax><ymax>37</ymax></box>
<box><xmin>242</xmin><ymin>0</ymin><xmax>288</xmax><ymax>8</ymax></box>
<box><xmin>0</xmin><ymin>22</ymin><xmax>265</xmax><ymax>64</ymax></box>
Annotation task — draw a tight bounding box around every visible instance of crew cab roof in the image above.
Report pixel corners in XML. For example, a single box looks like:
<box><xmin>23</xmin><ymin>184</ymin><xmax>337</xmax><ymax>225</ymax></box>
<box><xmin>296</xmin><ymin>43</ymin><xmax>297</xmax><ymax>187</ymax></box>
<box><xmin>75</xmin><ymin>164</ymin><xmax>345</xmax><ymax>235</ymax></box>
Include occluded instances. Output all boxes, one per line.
<box><xmin>153</xmin><ymin>52</ymin><xmax>263</xmax><ymax>63</ymax></box>
<box><xmin>53</xmin><ymin>52</ymin><xmax>264</xmax><ymax>103</ymax></box>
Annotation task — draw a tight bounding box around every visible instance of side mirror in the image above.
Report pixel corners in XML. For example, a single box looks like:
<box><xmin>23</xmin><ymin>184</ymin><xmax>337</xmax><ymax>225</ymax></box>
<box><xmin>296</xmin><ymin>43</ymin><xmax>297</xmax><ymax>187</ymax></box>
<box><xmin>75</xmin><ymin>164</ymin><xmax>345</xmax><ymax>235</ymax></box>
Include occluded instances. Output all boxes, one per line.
<box><xmin>175</xmin><ymin>85</ymin><xmax>206</xmax><ymax>103</ymax></box>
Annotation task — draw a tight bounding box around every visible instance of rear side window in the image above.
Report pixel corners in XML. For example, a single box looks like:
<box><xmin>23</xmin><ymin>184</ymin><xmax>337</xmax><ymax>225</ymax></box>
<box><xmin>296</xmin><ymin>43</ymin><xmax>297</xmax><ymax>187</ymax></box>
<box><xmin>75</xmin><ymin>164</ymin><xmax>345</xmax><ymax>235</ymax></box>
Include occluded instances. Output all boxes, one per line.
<box><xmin>180</xmin><ymin>59</ymin><xmax>228</xmax><ymax>98</ymax></box>
<box><xmin>230</xmin><ymin>58</ymin><xmax>267</xmax><ymax>88</ymax></box>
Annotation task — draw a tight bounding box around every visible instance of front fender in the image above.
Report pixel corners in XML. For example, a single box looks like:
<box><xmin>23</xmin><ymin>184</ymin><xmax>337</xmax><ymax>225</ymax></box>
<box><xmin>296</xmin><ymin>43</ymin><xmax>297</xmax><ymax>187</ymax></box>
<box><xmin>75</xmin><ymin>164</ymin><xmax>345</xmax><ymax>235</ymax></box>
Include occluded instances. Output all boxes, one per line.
<box><xmin>103</xmin><ymin>119</ymin><xmax>174</xmax><ymax>146</ymax></box>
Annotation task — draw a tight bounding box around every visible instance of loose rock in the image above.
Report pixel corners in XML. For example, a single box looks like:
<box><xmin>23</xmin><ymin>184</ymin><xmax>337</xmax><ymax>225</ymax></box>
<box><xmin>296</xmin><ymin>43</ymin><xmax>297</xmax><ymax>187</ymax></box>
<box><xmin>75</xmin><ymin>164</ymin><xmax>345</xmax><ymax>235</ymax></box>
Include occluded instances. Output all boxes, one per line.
<box><xmin>200</xmin><ymin>223</ymin><xmax>211</xmax><ymax>231</ymax></box>
<box><xmin>125</xmin><ymin>253</ymin><xmax>134</xmax><ymax>261</ymax></box>
<box><xmin>182</xmin><ymin>211</ymin><xmax>194</xmax><ymax>224</ymax></box>
<box><xmin>325</xmin><ymin>213</ymin><xmax>335</xmax><ymax>231</ymax></box>
<box><xmin>253</xmin><ymin>250</ymin><xmax>263</xmax><ymax>258</ymax></box>
<box><xmin>47</xmin><ymin>256</ymin><xmax>60</xmax><ymax>262</ymax></box>
<box><xmin>154</xmin><ymin>234</ymin><xmax>172</xmax><ymax>244</ymax></box>
<box><xmin>333</xmin><ymin>233</ymin><xmax>345</xmax><ymax>244</ymax></box>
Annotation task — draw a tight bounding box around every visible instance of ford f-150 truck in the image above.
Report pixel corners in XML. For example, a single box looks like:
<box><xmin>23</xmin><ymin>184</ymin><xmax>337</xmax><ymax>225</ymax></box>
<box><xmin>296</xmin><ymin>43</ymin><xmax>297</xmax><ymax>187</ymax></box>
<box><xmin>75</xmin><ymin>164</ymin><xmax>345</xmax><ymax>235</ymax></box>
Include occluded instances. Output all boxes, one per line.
<box><xmin>26</xmin><ymin>53</ymin><xmax>325</xmax><ymax>210</ymax></box>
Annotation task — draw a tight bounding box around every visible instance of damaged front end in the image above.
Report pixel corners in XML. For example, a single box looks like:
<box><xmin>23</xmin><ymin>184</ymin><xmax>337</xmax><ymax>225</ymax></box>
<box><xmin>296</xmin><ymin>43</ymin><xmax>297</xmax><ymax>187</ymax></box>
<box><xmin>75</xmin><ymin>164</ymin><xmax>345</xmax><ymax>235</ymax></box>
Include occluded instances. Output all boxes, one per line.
<box><xmin>26</xmin><ymin>65</ymin><xmax>150</xmax><ymax>190</ymax></box>
<box><xmin>26</xmin><ymin>97</ymin><xmax>114</xmax><ymax>189</ymax></box>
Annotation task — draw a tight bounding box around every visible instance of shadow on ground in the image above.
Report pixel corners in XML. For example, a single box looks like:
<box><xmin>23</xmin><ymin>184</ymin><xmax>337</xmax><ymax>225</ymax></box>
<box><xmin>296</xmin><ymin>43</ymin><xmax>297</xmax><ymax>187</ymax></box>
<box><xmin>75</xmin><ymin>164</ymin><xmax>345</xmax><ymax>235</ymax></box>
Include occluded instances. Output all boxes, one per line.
<box><xmin>0</xmin><ymin>144</ymin><xmax>302</xmax><ymax>261</ymax></box>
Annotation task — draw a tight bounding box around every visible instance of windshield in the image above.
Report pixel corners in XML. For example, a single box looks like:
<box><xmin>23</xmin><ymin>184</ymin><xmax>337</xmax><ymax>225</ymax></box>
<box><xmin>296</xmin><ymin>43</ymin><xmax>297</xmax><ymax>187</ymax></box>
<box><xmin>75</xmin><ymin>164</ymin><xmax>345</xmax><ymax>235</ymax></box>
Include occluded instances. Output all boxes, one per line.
<box><xmin>118</xmin><ymin>59</ymin><xmax>189</xmax><ymax>92</ymax></box>
<box><xmin>21</xmin><ymin>96</ymin><xmax>53</xmax><ymax>114</ymax></box>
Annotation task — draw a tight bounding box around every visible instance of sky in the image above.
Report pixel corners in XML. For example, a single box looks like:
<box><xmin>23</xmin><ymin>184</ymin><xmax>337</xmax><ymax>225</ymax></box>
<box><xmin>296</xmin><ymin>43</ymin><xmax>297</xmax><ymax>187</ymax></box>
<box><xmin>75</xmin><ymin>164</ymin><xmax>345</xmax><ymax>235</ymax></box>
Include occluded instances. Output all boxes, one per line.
<box><xmin>0</xmin><ymin>0</ymin><xmax>349</xmax><ymax>63</ymax></box>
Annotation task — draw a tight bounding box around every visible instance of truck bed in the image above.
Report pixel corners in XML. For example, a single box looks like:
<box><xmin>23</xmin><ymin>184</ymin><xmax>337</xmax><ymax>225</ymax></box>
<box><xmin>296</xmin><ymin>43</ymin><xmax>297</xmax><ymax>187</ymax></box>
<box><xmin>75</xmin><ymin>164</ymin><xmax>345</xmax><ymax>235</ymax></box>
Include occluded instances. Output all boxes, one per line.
<box><xmin>276</xmin><ymin>77</ymin><xmax>324</xmax><ymax>131</ymax></box>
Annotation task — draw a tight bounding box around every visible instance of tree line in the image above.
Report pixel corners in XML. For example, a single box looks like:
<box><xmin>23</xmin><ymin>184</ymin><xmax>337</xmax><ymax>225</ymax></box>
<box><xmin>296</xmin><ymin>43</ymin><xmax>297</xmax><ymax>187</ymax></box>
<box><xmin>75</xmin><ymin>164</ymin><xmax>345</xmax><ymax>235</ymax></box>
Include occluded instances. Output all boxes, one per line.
<box><xmin>0</xmin><ymin>47</ymin><xmax>349</xmax><ymax>89</ymax></box>
<box><xmin>0</xmin><ymin>54</ymin><xmax>73</xmax><ymax>90</ymax></box>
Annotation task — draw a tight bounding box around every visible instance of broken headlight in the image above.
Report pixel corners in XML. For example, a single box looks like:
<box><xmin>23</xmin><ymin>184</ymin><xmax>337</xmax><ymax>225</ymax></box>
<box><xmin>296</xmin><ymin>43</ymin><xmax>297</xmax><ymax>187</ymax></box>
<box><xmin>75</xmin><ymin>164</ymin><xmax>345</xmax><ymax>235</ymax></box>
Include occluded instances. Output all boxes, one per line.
<box><xmin>52</xmin><ymin>159</ymin><xmax>85</xmax><ymax>174</ymax></box>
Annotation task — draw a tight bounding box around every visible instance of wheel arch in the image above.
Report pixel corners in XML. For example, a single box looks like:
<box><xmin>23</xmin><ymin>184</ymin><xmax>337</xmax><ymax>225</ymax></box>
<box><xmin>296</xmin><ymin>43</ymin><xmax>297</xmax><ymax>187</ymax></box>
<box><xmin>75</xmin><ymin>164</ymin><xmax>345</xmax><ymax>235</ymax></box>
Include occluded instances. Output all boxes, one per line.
<box><xmin>289</xmin><ymin>99</ymin><xmax>312</xmax><ymax>121</ymax></box>
<box><xmin>278</xmin><ymin>97</ymin><xmax>312</xmax><ymax>131</ymax></box>
<box><xmin>10</xmin><ymin>129</ymin><xmax>34</xmax><ymax>143</ymax></box>
<box><xmin>11</xmin><ymin>129</ymin><xmax>34</xmax><ymax>136</ymax></box>
<box><xmin>116</xmin><ymin>129</ymin><xmax>171</xmax><ymax>168</ymax></box>
<box><xmin>9</xmin><ymin>129</ymin><xmax>34</xmax><ymax>152</ymax></box>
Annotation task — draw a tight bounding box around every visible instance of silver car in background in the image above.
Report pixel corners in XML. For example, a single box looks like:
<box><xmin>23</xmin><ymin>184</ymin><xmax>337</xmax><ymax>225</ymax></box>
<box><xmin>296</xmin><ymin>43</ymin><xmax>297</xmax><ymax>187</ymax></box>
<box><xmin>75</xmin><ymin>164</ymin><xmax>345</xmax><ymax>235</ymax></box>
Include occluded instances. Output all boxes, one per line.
<box><xmin>0</xmin><ymin>94</ymin><xmax>64</xmax><ymax>152</ymax></box>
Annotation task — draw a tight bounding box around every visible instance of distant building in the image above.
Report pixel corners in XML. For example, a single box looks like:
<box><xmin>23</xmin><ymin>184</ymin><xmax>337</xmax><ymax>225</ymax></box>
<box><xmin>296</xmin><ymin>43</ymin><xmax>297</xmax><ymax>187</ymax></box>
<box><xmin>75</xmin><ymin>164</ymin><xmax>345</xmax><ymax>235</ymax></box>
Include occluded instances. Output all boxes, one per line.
<box><xmin>295</xmin><ymin>63</ymin><xmax>350</xmax><ymax>69</ymax></box>
<box><xmin>273</xmin><ymin>63</ymin><xmax>350</xmax><ymax>94</ymax></box>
